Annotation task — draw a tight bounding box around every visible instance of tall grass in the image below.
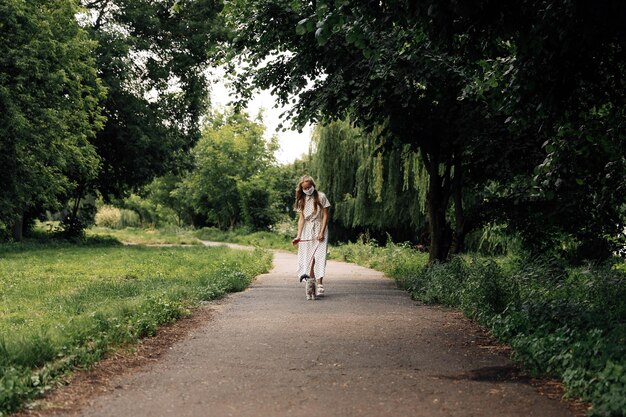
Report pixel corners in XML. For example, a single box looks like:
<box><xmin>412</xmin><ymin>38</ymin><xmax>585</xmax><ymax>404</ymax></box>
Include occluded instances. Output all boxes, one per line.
<box><xmin>333</xmin><ymin>239</ymin><xmax>626</xmax><ymax>417</ymax></box>
<box><xmin>0</xmin><ymin>239</ymin><xmax>271</xmax><ymax>415</ymax></box>
<box><xmin>94</xmin><ymin>206</ymin><xmax>141</xmax><ymax>229</ymax></box>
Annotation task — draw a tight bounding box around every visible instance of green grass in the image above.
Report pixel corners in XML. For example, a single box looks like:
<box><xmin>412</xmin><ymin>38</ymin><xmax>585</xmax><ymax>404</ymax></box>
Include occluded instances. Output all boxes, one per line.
<box><xmin>87</xmin><ymin>226</ymin><xmax>202</xmax><ymax>245</ymax></box>
<box><xmin>194</xmin><ymin>227</ymin><xmax>295</xmax><ymax>252</ymax></box>
<box><xmin>0</xmin><ymin>238</ymin><xmax>271</xmax><ymax>416</ymax></box>
<box><xmin>87</xmin><ymin>226</ymin><xmax>297</xmax><ymax>251</ymax></box>
<box><xmin>328</xmin><ymin>239</ymin><xmax>430</xmax><ymax>274</ymax></box>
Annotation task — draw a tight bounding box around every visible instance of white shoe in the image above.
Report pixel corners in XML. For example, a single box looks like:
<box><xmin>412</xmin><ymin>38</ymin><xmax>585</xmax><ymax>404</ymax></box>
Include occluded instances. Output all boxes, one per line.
<box><xmin>316</xmin><ymin>284</ymin><xmax>324</xmax><ymax>297</ymax></box>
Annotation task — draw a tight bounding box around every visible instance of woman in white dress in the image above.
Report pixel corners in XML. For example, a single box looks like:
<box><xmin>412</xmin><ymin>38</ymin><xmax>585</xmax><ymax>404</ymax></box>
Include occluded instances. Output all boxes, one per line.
<box><xmin>292</xmin><ymin>175</ymin><xmax>331</xmax><ymax>295</ymax></box>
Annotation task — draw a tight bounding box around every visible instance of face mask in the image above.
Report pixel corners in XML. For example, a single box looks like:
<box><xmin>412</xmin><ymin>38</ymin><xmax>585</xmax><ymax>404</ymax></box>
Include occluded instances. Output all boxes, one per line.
<box><xmin>303</xmin><ymin>186</ymin><xmax>315</xmax><ymax>196</ymax></box>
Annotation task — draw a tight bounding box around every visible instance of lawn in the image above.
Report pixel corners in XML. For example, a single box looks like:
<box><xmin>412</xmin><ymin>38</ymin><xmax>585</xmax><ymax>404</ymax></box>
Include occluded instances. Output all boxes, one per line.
<box><xmin>87</xmin><ymin>226</ymin><xmax>202</xmax><ymax>245</ymax></box>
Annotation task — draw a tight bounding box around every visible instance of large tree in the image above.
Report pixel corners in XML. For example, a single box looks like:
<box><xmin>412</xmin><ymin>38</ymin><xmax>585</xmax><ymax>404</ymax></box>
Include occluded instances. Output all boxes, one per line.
<box><xmin>175</xmin><ymin>110</ymin><xmax>278</xmax><ymax>229</ymax></box>
<box><xmin>420</xmin><ymin>0</ymin><xmax>626</xmax><ymax>260</ymax></box>
<box><xmin>0</xmin><ymin>0</ymin><xmax>105</xmax><ymax>239</ymax></box>
<box><xmin>225</xmin><ymin>0</ymin><xmax>626</xmax><ymax>262</ymax></box>
<box><xmin>80</xmin><ymin>0</ymin><xmax>225</xmax><ymax>198</ymax></box>
<box><xmin>224</xmin><ymin>0</ymin><xmax>501</xmax><ymax>262</ymax></box>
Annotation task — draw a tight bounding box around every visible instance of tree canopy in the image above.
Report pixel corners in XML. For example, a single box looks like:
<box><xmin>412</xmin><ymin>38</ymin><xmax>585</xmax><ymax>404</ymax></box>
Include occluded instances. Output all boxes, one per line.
<box><xmin>80</xmin><ymin>0</ymin><xmax>226</xmax><ymax>197</ymax></box>
<box><xmin>224</xmin><ymin>0</ymin><xmax>626</xmax><ymax>262</ymax></box>
<box><xmin>173</xmin><ymin>110</ymin><xmax>279</xmax><ymax>229</ymax></box>
<box><xmin>0</xmin><ymin>0</ymin><xmax>105</xmax><ymax>238</ymax></box>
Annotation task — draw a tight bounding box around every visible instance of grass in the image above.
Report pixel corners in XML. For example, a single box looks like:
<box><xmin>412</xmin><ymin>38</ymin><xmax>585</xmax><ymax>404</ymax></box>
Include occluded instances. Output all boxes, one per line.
<box><xmin>87</xmin><ymin>226</ymin><xmax>202</xmax><ymax>245</ymax></box>
<box><xmin>0</xmin><ymin>237</ymin><xmax>271</xmax><ymax>416</ymax></box>
<box><xmin>87</xmin><ymin>226</ymin><xmax>296</xmax><ymax>251</ymax></box>
<box><xmin>193</xmin><ymin>227</ymin><xmax>295</xmax><ymax>252</ymax></box>
<box><xmin>328</xmin><ymin>238</ymin><xmax>430</xmax><ymax>273</ymax></box>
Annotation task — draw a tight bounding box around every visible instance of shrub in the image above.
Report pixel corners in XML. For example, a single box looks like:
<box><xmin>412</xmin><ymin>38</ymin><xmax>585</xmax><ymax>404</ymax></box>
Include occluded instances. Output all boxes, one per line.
<box><xmin>119</xmin><ymin>209</ymin><xmax>141</xmax><ymax>228</ymax></box>
<box><xmin>95</xmin><ymin>206</ymin><xmax>121</xmax><ymax>228</ymax></box>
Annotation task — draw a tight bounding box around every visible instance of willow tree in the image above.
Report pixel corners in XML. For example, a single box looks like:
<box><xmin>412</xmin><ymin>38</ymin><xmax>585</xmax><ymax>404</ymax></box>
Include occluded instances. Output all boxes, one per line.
<box><xmin>311</xmin><ymin>120</ymin><xmax>429</xmax><ymax>243</ymax></box>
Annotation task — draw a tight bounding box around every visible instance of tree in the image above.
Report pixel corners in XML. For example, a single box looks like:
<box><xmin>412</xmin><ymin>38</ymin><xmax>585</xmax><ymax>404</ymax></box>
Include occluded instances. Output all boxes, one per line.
<box><xmin>225</xmin><ymin>0</ymin><xmax>626</xmax><ymax>262</ymax></box>
<box><xmin>421</xmin><ymin>0</ymin><xmax>626</xmax><ymax>260</ymax></box>
<box><xmin>311</xmin><ymin>120</ymin><xmax>428</xmax><ymax>243</ymax></box>
<box><xmin>224</xmin><ymin>0</ymin><xmax>499</xmax><ymax>262</ymax></box>
<box><xmin>176</xmin><ymin>110</ymin><xmax>278</xmax><ymax>229</ymax></box>
<box><xmin>80</xmin><ymin>0</ymin><xmax>225</xmax><ymax>198</ymax></box>
<box><xmin>0</xmin><ymin>0</ymin><xmax>105</xmax><ymax>239</ymax></box>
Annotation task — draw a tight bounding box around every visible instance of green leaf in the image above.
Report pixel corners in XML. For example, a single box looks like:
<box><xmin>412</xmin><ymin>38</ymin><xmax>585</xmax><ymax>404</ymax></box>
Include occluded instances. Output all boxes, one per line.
<box><xmin>296</xmin><ymin>19</ymin><xmax>308</xmax><ymax>35</ymax></box>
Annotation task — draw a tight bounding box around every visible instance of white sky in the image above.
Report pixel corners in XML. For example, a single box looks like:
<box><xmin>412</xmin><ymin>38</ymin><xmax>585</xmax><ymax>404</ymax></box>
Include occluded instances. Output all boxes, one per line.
<box><xmin>209</xmin><ymin>76</ymin><xmax>312</xmax><ymax>165</ymax></box>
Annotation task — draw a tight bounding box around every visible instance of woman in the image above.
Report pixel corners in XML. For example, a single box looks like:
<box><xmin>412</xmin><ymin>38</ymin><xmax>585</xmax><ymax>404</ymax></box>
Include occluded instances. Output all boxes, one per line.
<box><xmin>292</xmin><ymin>175</ymin><xmax>331</xmax><ymax>296</ymax></box>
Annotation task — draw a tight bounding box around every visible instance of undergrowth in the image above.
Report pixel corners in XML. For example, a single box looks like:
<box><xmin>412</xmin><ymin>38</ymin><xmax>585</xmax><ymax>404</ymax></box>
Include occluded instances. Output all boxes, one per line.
<box><xmin>332</xmin><ymin>239</ymin><xmax>626</xmax><ymax>417</ymax></box>
<box><xmin>0</xmin><ymin>239</ymin><xmax>271</xmax><ymax>416</ymax></box>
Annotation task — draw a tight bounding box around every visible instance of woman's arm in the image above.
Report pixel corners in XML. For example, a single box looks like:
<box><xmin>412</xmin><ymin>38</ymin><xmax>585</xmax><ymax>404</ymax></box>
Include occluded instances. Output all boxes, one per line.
<box><xmin>292</xmin><ymin>212</ymin><xmax>305</xmax><ymax>245</ymax></box>
<box><xmin>318</xmin><ymin>207</ymin><xmax>329</xmax><ymax>241</ymax></box>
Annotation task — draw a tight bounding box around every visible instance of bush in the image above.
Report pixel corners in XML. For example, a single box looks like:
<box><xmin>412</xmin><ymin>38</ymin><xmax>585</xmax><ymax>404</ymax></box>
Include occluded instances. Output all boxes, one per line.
<box><xmin>95</xmin><ymin>206</ymin><xmax>121</xmax><ymax>228</ymax></box>
<box><xmin>119</xmin><ymin>209</ymin><xmax>141</xmax><ymax>228</ymax></box>
<box><xmin>412</xmin><ymin>258</ymin><xmax>626</xmax><ymax>416</ymax></box>
<box><xmin>95</xmin><ymin>206</ymin><xmax>141</xmax><ymax>230</ymax></box>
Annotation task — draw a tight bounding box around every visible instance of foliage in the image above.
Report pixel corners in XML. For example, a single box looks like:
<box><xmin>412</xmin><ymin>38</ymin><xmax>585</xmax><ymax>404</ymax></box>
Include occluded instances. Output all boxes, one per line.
<box><xmin>136</xmin><ymin>175</ymin><xmax>191</xmax><ymax>226</ymax></box>
<box><xmin>224</xmin><ymin>0</ymin><xmax>626</xmax><ymax>263</ymax></box>
<box><xmin>330</xmin><ymin>234</ymin><xmax>429</xmax><ymax>275</ymax></box>
<box><xmin>311</xmin><ymin>120</ymin><xmax>428</xmax><ymax>242</ymax></box>
<box><xmin>0</xmin><ymin>0</ymin><xmax>105</xmax><ymax>237</ymax></box>
<box><xmin>337</xmin><ymin>238</ymin><xmax>626</xmax><ymax>416</ymax></box>
<box><xmin>117</xmin><ymin>192</ymin><xmax>181</xmax><ymax>228</ymax></box>
<box><xmin>94</xmin><ymin>206</ymin><xmax>141</xmax><ymax>229</ymax></box>
<box><xmin>424</xmin><ymin>0</ymin><xmax>626</xmax><ymax>261</ymax></box>
<box><xmin>463</xmin><ymin>222</ymin><xmax>523</xmax><ymax>257</ymax></box>
<box><xmin>238</xmin><ymin>175</ymin><xmax>275</xmax><ymax>231</ymax></box>
<box><xmin>175</xmin><ymin>110</ymin><xmax>279</xmax><ymax>229</ymax></box>
<box><xmin>223</xmin><ymin>0</ymin><xmax>509</xmax><ymax>262</ymax></box>
<box><xmin>79</xmin><ymin>0</ymin><xmax>226</xmax><ymax>199</ymax></box>
<box><xmin>0</xmin><ymin>240</ymin><xmax>271</xmax><ymax>415</ymax></box>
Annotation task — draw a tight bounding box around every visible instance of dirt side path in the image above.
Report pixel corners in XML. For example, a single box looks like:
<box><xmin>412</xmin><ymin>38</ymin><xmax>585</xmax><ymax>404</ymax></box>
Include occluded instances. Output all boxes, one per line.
<box><xmin>53</xmin><ymin>250</ymin><xmax>574</xmax><ymax>417</ymax></box>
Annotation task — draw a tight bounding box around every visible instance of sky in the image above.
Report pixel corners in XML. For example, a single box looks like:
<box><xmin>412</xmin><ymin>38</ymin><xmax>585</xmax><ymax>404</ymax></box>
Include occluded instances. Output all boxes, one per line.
<box><xmin>209</xmin><ymin>75</ymin><xmax>312</xmax><ymax>164</ymax></box>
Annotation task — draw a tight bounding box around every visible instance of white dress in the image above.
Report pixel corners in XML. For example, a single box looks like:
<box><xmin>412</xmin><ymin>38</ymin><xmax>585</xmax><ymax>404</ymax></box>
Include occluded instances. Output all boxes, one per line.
<box><xmin>296</xmin><ymin>191</ymin><xmax>331</xmax><ymax>279</ymax></box>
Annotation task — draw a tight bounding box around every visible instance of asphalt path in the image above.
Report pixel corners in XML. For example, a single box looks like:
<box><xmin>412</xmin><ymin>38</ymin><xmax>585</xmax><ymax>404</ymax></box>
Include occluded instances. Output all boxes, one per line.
<box><xmin>60</xmin><ymin>247</ymin><xmax>574</xmax><ymax>417</ymax></box>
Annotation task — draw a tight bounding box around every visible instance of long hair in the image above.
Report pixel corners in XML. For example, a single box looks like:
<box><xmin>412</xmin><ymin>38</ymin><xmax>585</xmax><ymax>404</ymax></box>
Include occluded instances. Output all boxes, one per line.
<box><xmin>294</xmin><ymin>175</ymin><xmax>322</xmax><ymax>214</ymax></box>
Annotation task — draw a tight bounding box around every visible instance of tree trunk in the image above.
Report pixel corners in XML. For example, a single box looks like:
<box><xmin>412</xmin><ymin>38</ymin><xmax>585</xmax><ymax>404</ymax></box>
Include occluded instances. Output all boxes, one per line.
<box><xmin>449</xmin><ymin>157</ymin><xmax>465</xmax><ymax>255</ymax></box>
<box><xmin>424</xmin><ymin>154</ymin><xmax>452</xmax><ymax>264</ymax></box>
<box><xmin>12</xmin><ymin>214</ymin><xmax>23</xmax><ymax>242</ymax></box>
<box><xmin>427</xmin><ymin>195</ymin><xmax>448</xmax><ymax>263</ymax></box>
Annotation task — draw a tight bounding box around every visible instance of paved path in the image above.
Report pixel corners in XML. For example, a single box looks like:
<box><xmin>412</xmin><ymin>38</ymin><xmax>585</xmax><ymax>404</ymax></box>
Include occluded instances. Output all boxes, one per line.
<box><xmin>64</xmin><ymin>250</ymin><xmax>574</xmax><ymax>417</ymax></box>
